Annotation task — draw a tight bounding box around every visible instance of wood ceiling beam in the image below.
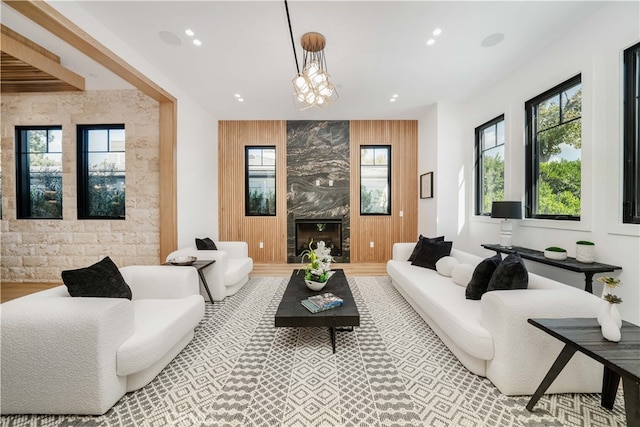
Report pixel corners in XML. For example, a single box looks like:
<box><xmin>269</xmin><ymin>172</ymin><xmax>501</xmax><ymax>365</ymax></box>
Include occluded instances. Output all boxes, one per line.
<box><xmin>2</xmin><ymin>0</ymin><xmax>174</xmax><ymax>104</ymax></box>
<box><xmin>1</xmin><ymin>23</ymin><xmax>85</xmax><ymax>92</ymax></box>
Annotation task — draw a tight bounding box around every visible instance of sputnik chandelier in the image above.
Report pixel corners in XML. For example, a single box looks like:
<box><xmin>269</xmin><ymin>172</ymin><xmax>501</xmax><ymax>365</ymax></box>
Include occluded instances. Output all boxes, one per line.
<box><xmin>285</xmin><ymin>1</ymin><xmax>338</xmax><ymax>110</ymax></box>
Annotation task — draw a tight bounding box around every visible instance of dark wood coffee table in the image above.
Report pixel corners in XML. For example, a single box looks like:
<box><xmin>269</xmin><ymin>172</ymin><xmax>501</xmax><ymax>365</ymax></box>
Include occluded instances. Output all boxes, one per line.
<box><xmin>526</xmin><ymin>318</ymin><xmax>639</xmax><ymax>427</ymax></box>
<box><xmin>275</xmin><ymin>269</ymin><xmax>360</xmax><ymax>353</ymax></box>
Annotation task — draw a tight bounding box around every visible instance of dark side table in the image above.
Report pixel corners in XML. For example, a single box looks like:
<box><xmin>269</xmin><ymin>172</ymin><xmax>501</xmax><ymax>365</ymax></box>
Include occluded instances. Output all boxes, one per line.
<box><xmin>526</xmin><ymin>318</ymin><xmax>640</xmax><ymax>427</ymax></box>
<box><xmin>165</xmin><ymin>260</ymin><xmax>216</xmax><ymax>303</ymax></box>
<box><xmin>482</xmin><ymin>244</ymin><xmax>622</xmax><ymax>293</ymax></box>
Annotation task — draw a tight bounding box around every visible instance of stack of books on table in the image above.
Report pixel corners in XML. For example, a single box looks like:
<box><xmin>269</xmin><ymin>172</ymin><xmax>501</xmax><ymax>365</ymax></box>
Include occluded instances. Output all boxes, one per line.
<box><xmin>301</xmin><ymin>293</ymin><xmax>344</xmax><ymax>313</ymax></box>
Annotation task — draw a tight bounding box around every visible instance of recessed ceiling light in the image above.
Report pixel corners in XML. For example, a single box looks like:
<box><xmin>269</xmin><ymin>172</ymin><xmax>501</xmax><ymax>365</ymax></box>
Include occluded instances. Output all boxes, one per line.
<box><xmin>390</xmin><ymin>98</ymin><xmax>396</xmax><ymax>103</ymax></box>
<box><xmin>433</xmin><ymin>28</ymin><xmax>442</xmax><ymax>36</ymax></box>
<box><xmin>193</xmin><ymin>39</ymin><xmax>202</xmax><ymax>46</ymax></box>
<box><xmin>185</xmin><ymin>29</ymin><xmax>194</xmax><ymax>37</ymax></box>
<box><xmin>234</xmin><ymin>94</ymin><xmax>241</xmax><ymax>98</ymax></box>
<box><xmin>392</xmin><ymin>94</ymin><xmax>398</xmax><ymax>98</ymax></box>
<box><xmin>426</xmin><ymin>38</ymin><xmax>435</xmax><ymax>46</ymax></box>
<box><xmin>238</xmin><ymin>98</ymin><xmax>244</xmax><ymax>102</ymax></box>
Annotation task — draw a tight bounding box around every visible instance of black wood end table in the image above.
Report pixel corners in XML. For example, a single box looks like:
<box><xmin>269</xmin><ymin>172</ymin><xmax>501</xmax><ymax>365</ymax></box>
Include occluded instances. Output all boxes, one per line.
<box><xmin>275</xmin><ymin>269</ymin><xmax>360</xmax><ymax>353</ymax></box>
<box><xmin>482</xmin><ymin>244</ymin><xmax>622</xmax><ymax>293</ymax></box>
<box><xmin>165</xmin><ymin>259</ymin><xmax>216</xmax><ymax>303</ymax></box>
<box><xmin>526</xmin><ymin>318</ymin><xmax>639</xmax><ymax>427</ymax></box>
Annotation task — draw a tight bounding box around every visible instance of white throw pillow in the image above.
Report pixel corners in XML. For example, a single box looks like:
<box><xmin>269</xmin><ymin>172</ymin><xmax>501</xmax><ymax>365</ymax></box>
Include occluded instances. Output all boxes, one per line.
<box><xmin>435</xmin><ymin>256</ymin><xmax>459</xmax><ymax>277</ymax></box>
<box><xmin>451</xmin><ymin>263</ymin><xmax>475</xmax><ymax>287</ymax></box>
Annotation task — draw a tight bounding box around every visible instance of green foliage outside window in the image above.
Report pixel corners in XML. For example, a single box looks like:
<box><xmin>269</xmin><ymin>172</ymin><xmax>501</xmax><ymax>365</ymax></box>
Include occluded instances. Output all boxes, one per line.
<box><xmin>482</xmin><ymin>154</ymin><xmax>504</xmax><ymax>214</ymax></box>
<box><xmin>87</xmin><ymin>163</ymin><xmax>125</xmax><ymax>217</ymax></box>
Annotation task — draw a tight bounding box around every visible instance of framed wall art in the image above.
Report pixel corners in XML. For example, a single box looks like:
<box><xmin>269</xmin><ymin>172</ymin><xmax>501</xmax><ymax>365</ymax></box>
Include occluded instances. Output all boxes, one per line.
<box><xmin>420</xmin><ymin>172</ymin><xmax>433</xmax><ymax>199</ymax></box>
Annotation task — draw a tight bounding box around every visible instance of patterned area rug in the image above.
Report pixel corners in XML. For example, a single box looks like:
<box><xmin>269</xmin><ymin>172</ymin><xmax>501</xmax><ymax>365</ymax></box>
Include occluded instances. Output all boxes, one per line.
<box><xmin>2</xmin><ymin>276</ymin><xmax>627</xmax><ymax>427</ymax></box>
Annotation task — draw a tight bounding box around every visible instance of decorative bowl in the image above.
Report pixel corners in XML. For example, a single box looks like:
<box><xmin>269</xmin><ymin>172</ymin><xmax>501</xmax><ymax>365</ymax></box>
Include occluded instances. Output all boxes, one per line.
<box><xmin>167</xmin><ymin>256</ymin><xmax>197</xmax><ymax>266</ymax></box>
<box><xmin>543</xmin><ymin>250</ymin><xmax>567</xmax><ymax>261</ymax></box>
<box><xmin>305</xmin><ymin>279</ymin><xmax>328</xmax><ymax>291</ymax></box>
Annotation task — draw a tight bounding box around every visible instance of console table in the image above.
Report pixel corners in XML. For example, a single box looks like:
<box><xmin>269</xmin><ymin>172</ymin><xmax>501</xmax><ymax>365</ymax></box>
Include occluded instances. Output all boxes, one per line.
<box><xmin>526</xmin><ymin>318</ymin><xmax>639</xmax><ymax>427</ymax></box>
<box><xmin>481</xmin><ymin>244</ymin><xmax>622</xmax><ymax>294</ymax></box>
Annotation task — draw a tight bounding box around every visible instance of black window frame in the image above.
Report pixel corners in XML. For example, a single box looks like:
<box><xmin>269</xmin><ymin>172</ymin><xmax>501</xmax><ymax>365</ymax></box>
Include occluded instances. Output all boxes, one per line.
<box><xmin>525</xmin><ymin>74</ymin><xmax>582</xmax><ymax>221</ymax></box>
<box><xmin>623</xmin><ymin>42</ymin><xmax>640</xmax><ymax>224</ymax></box>
<box><xmin>245</xmin><ymin>145</ymin><xmax>276</xmax><ymax>217</ymax></box>
<box><xmin>15</xmin><ymin>125</ymin><xmax>63</xmax><ymax>219</ymax></box>
<box><xmin>475</xmin><ymin>114</ymin><xmax>505</xmax><ymax>216</ymax></box>
<box><xmin>360</xmin><ymin>145</ymin><xmax>391</xmax><ymax>216</ymax></box>
<box><xmin>77</xmin><ymin>124</ymin><xmax>126</xmax><ymax>220</ymax></box>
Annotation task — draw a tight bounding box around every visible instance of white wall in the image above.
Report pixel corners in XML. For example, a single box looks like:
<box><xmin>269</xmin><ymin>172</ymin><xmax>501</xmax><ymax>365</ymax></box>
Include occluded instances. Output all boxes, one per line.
<box><xmin>420</xmin><ymin>2</ymin><xmax>640</xmax><ymax>323</ymax></box>
<box><xmin>50</xmin><ymin>2</ymin><xmax>219</xmax><ymax>249</ymax></box>
<box><xmin>417</xmin><ymin>104</ymin><xmax>438</xmax><ymax>237</ymax></box>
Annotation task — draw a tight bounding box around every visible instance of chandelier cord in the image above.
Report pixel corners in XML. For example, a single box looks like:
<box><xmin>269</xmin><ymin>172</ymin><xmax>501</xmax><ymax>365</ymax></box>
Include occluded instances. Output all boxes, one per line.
<box><xmin>284</xmin><ymin>0</ymin><xmax>300</xmax><ymax>75</ymax></box>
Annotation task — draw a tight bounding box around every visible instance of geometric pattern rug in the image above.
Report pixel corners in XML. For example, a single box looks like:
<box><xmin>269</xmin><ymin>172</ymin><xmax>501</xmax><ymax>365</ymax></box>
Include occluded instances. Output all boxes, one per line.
<box><xmin>1</xmin><ymin>276</ymin><xmax>627</xmax><ymax>427</ymax></box>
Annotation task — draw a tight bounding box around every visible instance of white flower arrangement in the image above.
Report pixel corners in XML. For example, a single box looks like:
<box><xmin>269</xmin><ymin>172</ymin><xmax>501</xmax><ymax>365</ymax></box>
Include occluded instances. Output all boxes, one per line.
<box><xmin>301</xmin><ymin>240</ymin><xmax>334</xmax><ymax>283</ymax></box>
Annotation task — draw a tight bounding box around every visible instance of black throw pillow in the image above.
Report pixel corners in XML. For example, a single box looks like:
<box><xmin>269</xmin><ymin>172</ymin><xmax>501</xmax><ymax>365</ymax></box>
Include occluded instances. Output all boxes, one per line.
<box><xmin>408</xmin><ymin>235</ymin><xmax>445</xmax><ymax>262</ymax></box>
<box><xmin>62</xmin><ymin>256</ymin><xmax>132</xmax><ymax>300</ymax></box>
<box><xmin>410</xmin><ymin>239</ymin><xmax>452</xmax><ymax>270</ymax></box>
<box><xmin>487</xmin><ymin>252</ymin><xmax>529</xmax><ymax>291</ymax></box>
<box><xmin>195</xmin><ymin>237</ymin><xmax>217</xmax><ymax>250</ymax></box>
<box><xmin>465</xmin><ymin>253</ymin><xmax>502</xmax><ymax>300</ymax></box>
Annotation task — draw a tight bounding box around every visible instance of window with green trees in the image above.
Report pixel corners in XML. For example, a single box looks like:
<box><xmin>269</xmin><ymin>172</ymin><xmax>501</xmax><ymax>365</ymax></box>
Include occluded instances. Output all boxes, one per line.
<box><xmin>525</xmin><ymin>75</ymin><xmax>582</xmax><ymax>220</ymax></box>
<box><xmin>623</xmin><ymin>42</ymin><xmax>640</xmax><ymax>224</ymax></box>
<box><xmin>245</xmin><ymin>146</ymin><xmax>276</xmax><ymax>216</ymax></box>
<box><xmin>77</xmin><ymin>124</ymin><xmax>126</xmax><ymax>219</ymax></box>
<box><xmin>475</xmin><ymin>115</ymin><xmax>505</xmax><ymax>215</ymax></box>
<box><xmin>16</xmin><ymin>126</ymin><xmax>63</xmax><ymax>219</ymax></box>
<box><xmin>360</xmin><ymin>146</ymin><xmax>391</xmax><ymax>215</ymax></box>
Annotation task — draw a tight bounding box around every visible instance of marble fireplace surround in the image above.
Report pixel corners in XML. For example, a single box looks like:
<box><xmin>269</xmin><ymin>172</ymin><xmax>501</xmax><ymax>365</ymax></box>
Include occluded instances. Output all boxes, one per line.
<box><xmin>287</xmin><ymin>121</ymin><xmax>350</xmax><ymax>263</ymax></box>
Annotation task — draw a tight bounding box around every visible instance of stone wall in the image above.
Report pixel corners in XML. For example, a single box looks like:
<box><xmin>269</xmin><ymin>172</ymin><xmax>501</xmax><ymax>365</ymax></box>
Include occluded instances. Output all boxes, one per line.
<box><xmin>1</xmin><ymin>90</ymin><xmax>160</xmax><ymax>282</ymax></box>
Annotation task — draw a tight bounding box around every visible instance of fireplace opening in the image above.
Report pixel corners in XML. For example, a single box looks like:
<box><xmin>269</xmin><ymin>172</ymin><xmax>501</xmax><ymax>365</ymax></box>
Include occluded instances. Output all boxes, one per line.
<box><xmin>295</xmin><ymin>219</ymin><xmax>343</xmax><ymax>256</ymax></box>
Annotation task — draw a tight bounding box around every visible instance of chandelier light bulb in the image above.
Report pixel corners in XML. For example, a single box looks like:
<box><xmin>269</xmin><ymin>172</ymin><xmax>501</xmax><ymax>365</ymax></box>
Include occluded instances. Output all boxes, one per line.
<box><xmin>291</xmin><ymin>32</ymin><xmax>339</xmax><ymax>110</ymax></box>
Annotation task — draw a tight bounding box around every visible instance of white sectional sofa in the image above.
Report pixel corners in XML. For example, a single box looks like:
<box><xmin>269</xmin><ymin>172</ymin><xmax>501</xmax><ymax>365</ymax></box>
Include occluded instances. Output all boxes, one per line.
<box><xmin>387</xmin><ymin>242</ymin><xmax>603</xmax><ymax>396</ymax></box>
<box><xmin>1</xmin><ymin>265</ymin><xmax>204</xmax><ymax>415</ymax></box>
<box><xmin>166</xmin><ymin>241</ymin><xmax>253</xmax><ymax>302</ymax></box>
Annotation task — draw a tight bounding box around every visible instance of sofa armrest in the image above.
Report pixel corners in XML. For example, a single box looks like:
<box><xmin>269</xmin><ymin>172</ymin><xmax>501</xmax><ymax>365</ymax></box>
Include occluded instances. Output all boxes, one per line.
<box><xmin>1</xmin><ymin>297</ymin><xmax>134</xmax><ymax>414</ymax></box>
<box><xmin>120</xmin><ymin>265</ymin><xmax>201</xmax><ymax>300</ymax></box>
<box><xmin>392</xmin><ymin>243</ymin><xmax>415</xmax><ymax>261</ymax></box>
<box><xmin>480</xmin><ymin>288</ymin><xmax>601</xmax><ymax>395</ymax></box>
<box><xmin>216</xmin><ymin>241</ymin><xmax>249</xmax><ymax>258</ymax></box>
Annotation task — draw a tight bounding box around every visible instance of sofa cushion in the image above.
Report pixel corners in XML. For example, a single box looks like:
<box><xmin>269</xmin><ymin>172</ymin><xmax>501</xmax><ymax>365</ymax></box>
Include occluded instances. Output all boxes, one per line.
<box><xmin>411</xmin><ymin>240</ymin><xmax>452</xmax><ymax>270</ymax></box>
<box><xmin>117</xmin><ymin>295</ymin><xmax>204</xmax><ymax>376</ymax></box>
<box><xmin>62</xmin><ymin>257</ymin><xmax>132</xmax><ymax>300</ymax></box>
<box><xmin>487</xmin><ymin>252</ymin><xmax>528</xmax><ymax>291</ymax></box>
<box><xmin>465</xmin><ymin>253</ymin><xmax>502</xmax><ymax>300</ymax></box>
<box><xmin>408</xmin><ymin>235</ymin><xmax>444</xmax><ymax>262</ymax></box>
<box><xmin>224</xmin><ymin>258</ymin><xmax>253</xmax><ymax>287</ymax></box>
<box><xmin>196</xmin><ymin>237</ymin><xmax>217</xmax><ymax>250</ymax></box>
<box><xmin>436</xmin><ymin>256</ymin><xmax>459</xmax><ymax>277</ymax></box>
<box><xmin>451</xmin><ymin>263</ymin><xmax>475</xmax><ymax>287</ymax></box>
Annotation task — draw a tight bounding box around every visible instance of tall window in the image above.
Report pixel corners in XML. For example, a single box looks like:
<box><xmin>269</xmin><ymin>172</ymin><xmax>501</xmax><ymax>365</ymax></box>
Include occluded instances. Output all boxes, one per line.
<box><xmin>77</xmin><ymin>124</ymin><xmax>125</xmax><ymax>219</ymax></box>
<box><xmin>623</xmin><ymin>42</ymin><xmax>640</xmax><ymax>224</ymax></box>
<box><xmin>525</xmin><ymin>75</ymin><xmax>582</xmax><ymax>220</ymax></box>
<box><xmin>245</xmin><ymin>146</ymin><xmax>276</xmax><ymax>216</ymax></box>
<box><xmin>360</xmin><ymin>146</ymin><xmax>391</xmax><ymax>215</ymax></box>
<box><xmin>475</xmin><ymin>115</ymin><xmax>505</xmax><ymax>215</ymax></box>
<box><xmin>15</xmin><ymin>126</ymin><xmax>63</xmax><ymax>219</ymax></box>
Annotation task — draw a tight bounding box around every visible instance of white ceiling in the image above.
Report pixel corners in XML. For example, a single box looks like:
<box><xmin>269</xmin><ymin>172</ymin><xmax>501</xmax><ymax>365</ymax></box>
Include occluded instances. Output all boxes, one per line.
<box><xmin>2</xmin><ymin>1</ymin><xmax>607</xmax><ymax>120</ymax></box>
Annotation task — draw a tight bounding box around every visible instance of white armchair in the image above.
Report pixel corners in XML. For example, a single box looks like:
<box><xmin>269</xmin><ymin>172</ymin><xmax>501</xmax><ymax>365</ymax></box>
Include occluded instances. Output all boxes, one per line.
<box><xmin>1</xmin><ymin>265</ymin><xmax>204</xmax><ymax>415</ymax></box>
<box><xmin>166</xmin><ymin>241</ymin><xmax>253</xmax><ymax>302</ymax></box>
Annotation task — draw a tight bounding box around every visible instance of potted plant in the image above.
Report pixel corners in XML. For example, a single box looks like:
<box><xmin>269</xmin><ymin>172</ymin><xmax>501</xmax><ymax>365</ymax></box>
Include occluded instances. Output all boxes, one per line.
<box><xmin>300</xmin><ymin>240</ymin><xmax>334</xmax><ymax>291</ymax></box>
<box><xmin>576</xmin><ymin>240</ymin><xmax>595</xmax><ymax>263</ymax></box>
<box><xmin>544</xmin><ymin>246</ymin><xmax>567</xmax><ymax>260</ymax></box>
<box><xmin>597</xmin><ymin>276</ymin><xmax>623</xmax><ymax>342</ymax></box>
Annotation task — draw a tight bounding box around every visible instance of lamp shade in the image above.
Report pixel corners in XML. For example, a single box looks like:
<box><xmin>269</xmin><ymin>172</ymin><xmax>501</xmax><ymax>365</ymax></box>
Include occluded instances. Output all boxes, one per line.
<box><xmin>491</xmin><ymin>201</ymin><xmax>522</xmax><ymax>219</ymax></box>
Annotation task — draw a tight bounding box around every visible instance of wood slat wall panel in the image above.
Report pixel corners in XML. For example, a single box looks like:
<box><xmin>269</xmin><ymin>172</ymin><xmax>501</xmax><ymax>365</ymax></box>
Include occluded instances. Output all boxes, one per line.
<box><xmin>218</xmin><ymin>121</ymin><xmax>288</xmax><ymax>262</ymax></box>
<box><xmin>219</xmin><ymin>120</ymin><xmax>417</xmax><ymax>263</ymax></box>
<box><xmin>350</xmin><ymin>120</ymin><xmax>418</xmax><ymax>262</ymax></box>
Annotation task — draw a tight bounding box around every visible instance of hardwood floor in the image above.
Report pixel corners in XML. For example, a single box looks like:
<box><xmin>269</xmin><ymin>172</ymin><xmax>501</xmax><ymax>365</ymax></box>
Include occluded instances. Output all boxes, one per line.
<box><xmin>1</xmin><ymin>263</ymin><xmax>388</xmax><ymax>303</ymax></box>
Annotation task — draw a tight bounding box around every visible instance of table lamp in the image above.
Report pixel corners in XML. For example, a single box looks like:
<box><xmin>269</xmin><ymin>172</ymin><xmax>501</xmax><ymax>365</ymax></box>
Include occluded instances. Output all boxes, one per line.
<box><xmin>491</xmin><ymin>201</ymin><xmax>522</xmax><ymax>248</ymax></box>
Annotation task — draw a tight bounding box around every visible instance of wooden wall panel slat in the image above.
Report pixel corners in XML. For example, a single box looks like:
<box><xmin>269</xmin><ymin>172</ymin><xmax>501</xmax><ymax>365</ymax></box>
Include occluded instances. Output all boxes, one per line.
<box><xmin>218</xmin><ymin>121</ymin><xmax>287</xmax><ymax>261</ymax></box>
<box><xmin>219</xmin><ymin>120</ymin><xmax>417</xmax><ymax>263</ymax></box>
